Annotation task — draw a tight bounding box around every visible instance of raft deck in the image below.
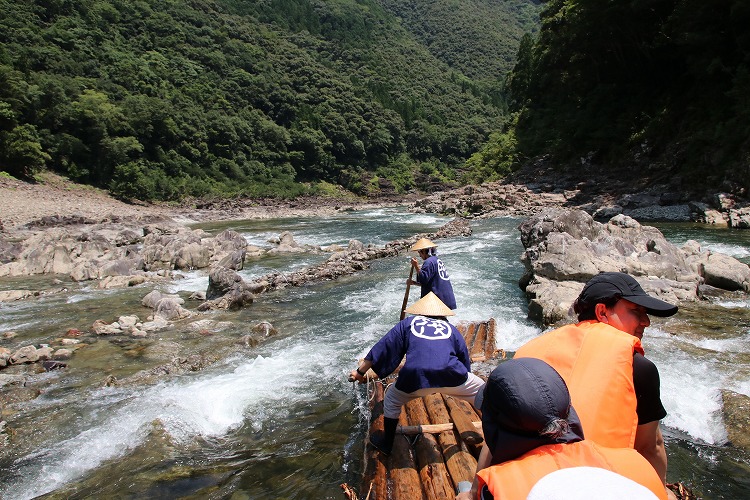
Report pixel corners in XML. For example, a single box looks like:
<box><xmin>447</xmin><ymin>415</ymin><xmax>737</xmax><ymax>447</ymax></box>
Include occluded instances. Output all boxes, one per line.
<box><xmin>343</xmin><ymin>318</ymin><xmax>502</xmax><ymax>500</ymax></box>
<box><xmin>342</xmin><ymin>317</ymin><xmax>699</xmax><ymax>500</ymax></box>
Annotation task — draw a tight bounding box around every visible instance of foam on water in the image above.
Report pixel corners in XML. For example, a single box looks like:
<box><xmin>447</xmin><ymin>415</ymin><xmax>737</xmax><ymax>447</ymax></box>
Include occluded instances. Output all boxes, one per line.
<box><xmin>166</xmin><ymin>270</ymin><xmax>209</xmax><ymax>294</ymax></box>
<box><xmin>658</xmin><ymin>349</ymin><xmax>728</xmax><ymax>445</ymax></box>
<box><xmin>699</xmin><ymin>241</ymin><xmax>750</xmax><ymax>259</ymax></box>
<box><xmin>646</xmin><ymin>327</ymin><xmax>731</xmax><ymax>445</ymax></box>
<box><xmin>685</xmin><ymin>335</ymin><xmax>750</xmax><ymax>354</ymax></box>
<box><xmin>715</xmin><ymin>299</ymin><xmax>750</xmax><ymax>309</ymax></box>
<box><xmin>1</xmin><ymin>336</ymin><xmax>352</xmax><ymax>500</ymax></box>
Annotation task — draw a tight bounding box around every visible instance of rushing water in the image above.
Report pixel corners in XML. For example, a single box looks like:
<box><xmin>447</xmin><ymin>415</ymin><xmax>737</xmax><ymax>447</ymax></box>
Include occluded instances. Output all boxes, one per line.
<box><xmin>1</xmin><ymin>208</ymin><xmax>749</xmax><ymax>499</ymax></box>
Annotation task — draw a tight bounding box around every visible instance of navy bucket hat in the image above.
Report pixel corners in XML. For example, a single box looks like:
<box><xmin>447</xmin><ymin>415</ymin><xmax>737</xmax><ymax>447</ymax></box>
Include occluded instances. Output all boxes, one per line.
<box><xmin>476</xmin><ymin>358</ymin><xmax>584</xmax><ymax>465</ymax></box>
<box><xmin>576</xmin><ymin>272</ymin><xmax>678</xmax><ymax>317</ymax></box>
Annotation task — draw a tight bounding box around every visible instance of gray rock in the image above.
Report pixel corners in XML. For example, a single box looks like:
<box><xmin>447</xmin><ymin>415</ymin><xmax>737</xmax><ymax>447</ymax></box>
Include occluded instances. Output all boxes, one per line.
<box><xmin>515</xmin><ymin>208</ymin><xmax>749</xmax><ymax>325</ymax></box>
<box><xmin>10</xmin><ymin>345</ymin><xmax>39</xmax><ymax>364</ymax></box>
<box><xmin>721</xmin><ymin>390</ymin><xmax>750</xmax><ymax>450</ymax></box>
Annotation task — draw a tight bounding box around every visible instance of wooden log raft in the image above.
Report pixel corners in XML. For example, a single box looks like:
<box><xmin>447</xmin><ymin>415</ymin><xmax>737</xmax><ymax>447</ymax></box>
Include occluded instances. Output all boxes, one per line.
<box><xmin>348</xmin><ymin>382</ymin><xmax>486</xmax><ymax>500</ymax></box>
<box><xmin>456</xmin><ymin>318</ymin><xmax>502</xmax><ymax>362</ymax></box>
<box><xmin>341</xmin><ymin>318</ymin><xmax>502</xmax><ymax>499</ymax></box>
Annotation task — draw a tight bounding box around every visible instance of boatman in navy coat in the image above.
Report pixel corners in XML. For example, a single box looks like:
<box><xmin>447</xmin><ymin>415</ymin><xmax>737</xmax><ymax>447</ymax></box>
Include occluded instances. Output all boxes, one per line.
<box><xmin>349</xmin><ymin>292</ymin><xmax>483</xmax><ymax>455</ymax></box>
<box><xmin>408</xmin><ymin>237</ymin><xmax>457</xmax><ymax>310</ymax></box>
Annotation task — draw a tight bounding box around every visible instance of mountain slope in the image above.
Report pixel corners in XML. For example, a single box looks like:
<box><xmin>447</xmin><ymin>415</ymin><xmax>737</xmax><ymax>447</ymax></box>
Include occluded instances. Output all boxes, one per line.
<box><xmin>0</xmin><ymin>0</ymin><xmax>539</xmax><ymax>201</ymax></box>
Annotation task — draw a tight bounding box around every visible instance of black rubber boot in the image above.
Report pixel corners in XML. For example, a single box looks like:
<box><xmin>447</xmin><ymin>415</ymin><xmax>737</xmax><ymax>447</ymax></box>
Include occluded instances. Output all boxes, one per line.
<box><xmin>370</xmin><ymin>417</ymin><xmax>398</xmax><ymax>456</ymax></box>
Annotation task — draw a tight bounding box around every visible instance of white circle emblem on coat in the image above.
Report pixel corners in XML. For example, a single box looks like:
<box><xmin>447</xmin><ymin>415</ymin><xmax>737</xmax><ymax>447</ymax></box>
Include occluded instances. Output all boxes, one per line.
<box><xmin>411</xmin><ymin>317</ymin><xmax>452</xmax><ymax>340</ymax></box>
<box><xmin>437</xmin><ymin>259</ymin><xmax>450</xmax><ymax>281</ymax></box>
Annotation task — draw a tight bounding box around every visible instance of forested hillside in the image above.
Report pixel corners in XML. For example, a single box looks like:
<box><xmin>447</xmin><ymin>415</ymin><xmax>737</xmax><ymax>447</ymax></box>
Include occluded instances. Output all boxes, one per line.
<box><xmin>473</xmin><ymin>0</ymin><xmax>750</xmax><ymax>193</ymax></box>
<box><xmin>375</xmin><ymin>0</ymin><xmax>540</xmax><ymax>102</ymax></box>
<box><xmin>0</xmin><ymin>0</ymin><xmax>539</xmax><ymax>201</ymax></box>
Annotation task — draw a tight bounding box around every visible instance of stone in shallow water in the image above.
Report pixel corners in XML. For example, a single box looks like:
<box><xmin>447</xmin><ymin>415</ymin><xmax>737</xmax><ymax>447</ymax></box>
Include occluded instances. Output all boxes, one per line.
<box><xmin>721</xmin><ymin>389</ymin><xmax>750</xmax><ymax>450</ymax></box>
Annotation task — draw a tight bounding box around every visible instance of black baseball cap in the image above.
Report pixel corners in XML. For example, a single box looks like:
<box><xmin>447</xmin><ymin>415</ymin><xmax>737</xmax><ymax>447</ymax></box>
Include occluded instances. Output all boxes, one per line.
<box><xmin>577</xmin><ymin>272</ymin><xmax>678</xmax><ymax>317</ymax></box>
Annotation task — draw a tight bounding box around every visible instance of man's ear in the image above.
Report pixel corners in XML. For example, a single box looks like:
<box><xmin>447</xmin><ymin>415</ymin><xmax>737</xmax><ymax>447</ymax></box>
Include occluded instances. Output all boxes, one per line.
<box><xmin>594</xmin><ymin>303</ymin><xmax>609</xmax><ymax>323</ymax></box>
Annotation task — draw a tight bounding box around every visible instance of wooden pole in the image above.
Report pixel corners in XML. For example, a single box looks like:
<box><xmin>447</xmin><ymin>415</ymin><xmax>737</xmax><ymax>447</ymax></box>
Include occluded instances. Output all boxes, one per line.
<box><xmin>397</xmin><ymin>422</ymin><xmax>482</xmax><ymax>435</ymax></box>
<box><xmin>400</xmin><ymin>266</ymin><xmax>415</xmax><ymax>320</ymax></box>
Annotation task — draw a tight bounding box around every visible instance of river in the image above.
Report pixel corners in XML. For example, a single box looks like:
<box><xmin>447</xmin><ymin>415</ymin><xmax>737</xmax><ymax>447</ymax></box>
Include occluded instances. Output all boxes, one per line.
<box><xmin>0</xmin><ymin>208</ymin><xmax>748</xmax><ymax>499</ymax></box>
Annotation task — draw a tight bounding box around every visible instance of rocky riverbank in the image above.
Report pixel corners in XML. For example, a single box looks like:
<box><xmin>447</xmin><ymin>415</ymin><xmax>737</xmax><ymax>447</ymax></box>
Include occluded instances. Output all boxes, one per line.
<box><xmin>0</xmin><ymin>172</ymin><xmax>402</xmax><ymax>235</ymax></box>
<box><xmin>1</xmin><ymin>172</ymin><xmax>750</xmax><ymax>461</ymax></box>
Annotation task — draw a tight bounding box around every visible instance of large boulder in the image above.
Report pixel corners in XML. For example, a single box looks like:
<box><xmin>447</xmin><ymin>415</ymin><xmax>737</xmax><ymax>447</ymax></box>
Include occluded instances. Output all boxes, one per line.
<box><xmin>702</xmin><ymin>253</ymin><xmax>750</xmax><ymax>292</ymax></box>
<box><xmin>198</xmin><ymin>266</ymin><xmax>259</xmax><ymax>311</ymax></box>
<box><xmin>517</xmin><ymin>209</ymin><xmax>747</xmax><ymax>325</ymax></box>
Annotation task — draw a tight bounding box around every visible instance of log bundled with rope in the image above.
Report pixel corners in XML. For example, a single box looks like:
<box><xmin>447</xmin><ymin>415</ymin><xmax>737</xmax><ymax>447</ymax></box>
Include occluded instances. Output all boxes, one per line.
<box><xmin>405</xmin><ymin>398</ymin><xmax>455</xmax><ymax>498</ymax></box>
<box><xmin>456</xmin><ymin>318</ymin><xmax>502</xmax><ymax>362</ymax></box>
<box><xmin>346</xmin><ymin>318</ymin><xmax>503</xmax><ymax>499</ymax></box>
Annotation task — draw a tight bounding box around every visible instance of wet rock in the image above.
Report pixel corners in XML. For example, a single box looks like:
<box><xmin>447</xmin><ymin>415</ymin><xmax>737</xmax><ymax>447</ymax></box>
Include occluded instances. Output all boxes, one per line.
<box><xmin>252</xmin><ymin>321</ymin><xmax>278</xmax><ymax>337</ymax></box>
<box><xmin>516</xmin><ymin>208</ymin><xmax>749</xmax><ymax>325</ymax></box>
<box><xmin>130</xmin><ymin>328</ymin><xmax>148</xmax><ymax>338</ymax></box>
<box><xmin>92</xmin><ymin>319</ymin><xmax>122</xmax><ymax>335</ymax></box>
<box><xmin>0</xmin><ymin>347</ymin><xmax>10</xmax><ymax>367</ymax></box>
<box><xmin>0</xmin><ymin>373</ymin><xmax>25</xmax><ymax>388</ymax></box>
<box><xmin>10</xmin><ymin>345</ymin><xmax>40</xmax><ymax>364</ymax></box>
<box><xmin>199</xmin><ymin>266</ymin><xmax>258</xmax><ymax>311</ymax></box>
<box><xmin>721</xmin><ymin>390</ymin><xmax>750</xmax><ymax>450</ymax></box>
<box><xmin>140</xmin><ymin>316</ymin><xmax>171</xmax><ymax>332</ymax></box>
<box><xmin>52</xmin><ymin>349</ymin><xmax>73</xmax><ymax>360</ymax></box>
<box><xmin>238</xmin><ymin>334</ymin><xmax>260</xmax><ymax>348</ymax></box>
<box><xmin>728</xmin><ymin>207</ymin><xmax>750</xmax><ymax>228</ymax></box>
<box><xmin>42</xmin><ymin>360</ymin><xmax>67</xmax><ymax>371</ymax></box>
<box><xmin>118</xmin><ymin>315</ymin><xmax>140</xmax><ymax>329</ymax></box>
<box><xmin>0</xmin><ymin>290</ymin><xmax>36</xmax><ymax>302</ymax></box>
<box><xmin>142</xmin><ymin>290</ymin><xmax>164</xmax><ymax>309</ymax></box>
<box><xmin>268</xmin><ymin>231</ymin><xmax>306</xmax><ymax>254</ymax></box>
<box><xmin>217</xmin><ymin>249</ymin><xmax>246</xmax><ymax>270</ymax></box>
<box><xmin>115</xmin><ymin>352</ymin><xmax>221</xmax><ymax>386</ymax></box>
<box><xmin>154</xmin><ymin>297</ymin><xmax>192</xmax><ymax>320</ymax></box>
<box><xmin>98</xmin><ymin>274</ymin><xmax>147</xmax><ymax>289</ymax></box>
<box><xmin>702</xmin><ymin>253</ymin><xmax>750</xmax><ymax>292</ymax></box>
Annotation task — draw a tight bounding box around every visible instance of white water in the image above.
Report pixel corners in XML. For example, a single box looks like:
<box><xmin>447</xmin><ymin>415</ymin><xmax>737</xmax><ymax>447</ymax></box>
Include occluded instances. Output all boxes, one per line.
<box><xmin>1</xmin><ymin>211</ymin><xmax>749</xmax><ymax>498</ymax></box>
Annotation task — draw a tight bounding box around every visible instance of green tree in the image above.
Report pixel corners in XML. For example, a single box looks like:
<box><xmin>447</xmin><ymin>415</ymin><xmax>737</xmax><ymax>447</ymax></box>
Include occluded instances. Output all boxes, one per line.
<box><xmin>0</xmin><ymin>123</ymin><xmax>51</xmax><ymax>178</ymax></box>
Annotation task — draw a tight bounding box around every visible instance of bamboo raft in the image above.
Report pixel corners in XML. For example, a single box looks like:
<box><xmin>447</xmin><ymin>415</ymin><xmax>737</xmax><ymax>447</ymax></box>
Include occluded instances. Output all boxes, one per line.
<box><xmin>342</xmin><ymin>318</ymin><xmax>501</xmax><ymax>500</ymax></box>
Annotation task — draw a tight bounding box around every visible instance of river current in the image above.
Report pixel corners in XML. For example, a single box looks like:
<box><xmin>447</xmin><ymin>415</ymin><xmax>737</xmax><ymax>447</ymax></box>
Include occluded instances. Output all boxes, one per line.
<box><xmin>0</xmin><ymin>207</ymin><xmax>748</xmax><ymax>499</ymax></box>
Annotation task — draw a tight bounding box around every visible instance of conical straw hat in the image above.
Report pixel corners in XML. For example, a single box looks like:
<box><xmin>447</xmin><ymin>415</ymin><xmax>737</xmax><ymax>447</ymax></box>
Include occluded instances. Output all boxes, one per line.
<box><xmin>404</xmin><ymin>292</ymin><xmax>455</xmax><ymax>317</ymax></box>
<box><xmin>411</xmin><ymin>238</ymin><xmax>437</xmax><ymax>251</ymax></box>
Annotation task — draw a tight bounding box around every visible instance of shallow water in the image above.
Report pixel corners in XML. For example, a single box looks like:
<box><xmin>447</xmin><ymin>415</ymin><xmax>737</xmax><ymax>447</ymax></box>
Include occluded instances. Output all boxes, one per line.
<box><xmin>0</xmin><ymin>209</ymin><xmax>748</xmax><ymax>498</ymax></box>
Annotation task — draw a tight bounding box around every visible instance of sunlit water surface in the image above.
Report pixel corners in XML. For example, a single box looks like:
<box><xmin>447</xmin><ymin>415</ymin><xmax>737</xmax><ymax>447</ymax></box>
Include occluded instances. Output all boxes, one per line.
<box><xmin>0</xmin><ymin>209</ymin><xmax>748</xmax><ymax>499</ymax></box>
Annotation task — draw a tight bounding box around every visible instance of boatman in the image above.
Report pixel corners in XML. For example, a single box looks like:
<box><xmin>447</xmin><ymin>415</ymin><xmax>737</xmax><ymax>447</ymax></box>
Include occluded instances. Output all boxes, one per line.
<box><xmin>408</xmin><ymin>237</ymin><xmax>457</xmax><ymax>309</ymax></box>
<box><xmin>455</xmin><ymin>357</ymin><xmax>667</xmax><ymax>500</ymax></box>
<box><xmin>512</xmin><ymin>272</ymin><xmax>678</xmax><ymax>496</ymax></box>
<box><xmin>349</xmin><ymin>292</ymin><xmax>483</xmax><ymax>455</ymax></box>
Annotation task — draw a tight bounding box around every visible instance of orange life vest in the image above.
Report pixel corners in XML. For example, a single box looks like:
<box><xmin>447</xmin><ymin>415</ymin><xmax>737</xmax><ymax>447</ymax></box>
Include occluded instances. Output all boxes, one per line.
<box><xmin>476</xmin><ymin>440</ymin><xmax>667</xmax><ymax>500</ymax></box>
<box><xmin>514</xmin><ymin>321</ymin><xmax>643</xmax><ymax>448</ymax></box>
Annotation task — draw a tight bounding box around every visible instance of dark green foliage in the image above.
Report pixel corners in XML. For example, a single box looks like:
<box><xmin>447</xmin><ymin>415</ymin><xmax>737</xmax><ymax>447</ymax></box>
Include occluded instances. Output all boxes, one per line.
<box><xmin>374</xmin><ymin>0</ymin><xmax>542</xmax><ymax>101</ymax></box>
<box><xmin>504</xmin><ymin>0</ymin><xmax>750</xmax><ymax>189</ymax></box>
<box><xmin>0</xmin><ymin>0</ymin><xmax>534</xmax><ymax>200</ymax></box>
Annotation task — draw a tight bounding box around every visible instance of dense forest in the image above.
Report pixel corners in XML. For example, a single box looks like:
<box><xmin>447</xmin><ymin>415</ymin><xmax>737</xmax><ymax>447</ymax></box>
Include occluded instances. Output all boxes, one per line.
<box><xmin>0</xmin><ymin>0</ymin><xmax>539</xmax><ymax>201</ymax></box>
<box><xmin>4</xmin><ymin>0</ymin><xmax>747</xmax><ymax>202</ymax></box>
<box><xmin>472</xmin><ymin>0</ymin><xmax>750</xmax><ymax>192</ymax></box>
